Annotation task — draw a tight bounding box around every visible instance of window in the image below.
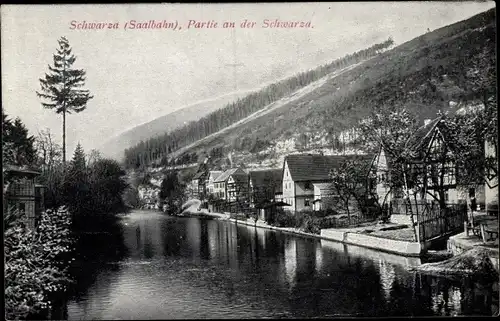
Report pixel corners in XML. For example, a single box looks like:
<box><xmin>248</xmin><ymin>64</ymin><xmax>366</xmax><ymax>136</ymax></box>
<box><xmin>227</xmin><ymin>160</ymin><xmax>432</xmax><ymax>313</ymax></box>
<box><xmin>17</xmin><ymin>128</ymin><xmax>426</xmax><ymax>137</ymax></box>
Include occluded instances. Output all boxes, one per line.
<box><xmin>18</xmin><ymin>203</ymin><xmax>26</xmax><ymax>215</ymax></box>
<box><xmin>10</xmin><ymin>180</ymin><xmax>33</xmax><ymax>196</ymax></box>
<box><xmin>304</xmin><ymin>181</ymin><xmax>311</xmax><ymax>190</ymax></box>
<box><xmin>305</xmin><ymin>199</ymin><xmax>310</xmax><ymax>207</ymax></box>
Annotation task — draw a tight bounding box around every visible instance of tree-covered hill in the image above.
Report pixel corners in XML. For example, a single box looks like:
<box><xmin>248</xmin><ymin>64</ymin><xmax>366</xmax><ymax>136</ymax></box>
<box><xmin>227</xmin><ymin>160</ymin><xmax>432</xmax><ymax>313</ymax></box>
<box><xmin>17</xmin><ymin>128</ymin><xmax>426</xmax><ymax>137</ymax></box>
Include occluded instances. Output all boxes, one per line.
<box><xmin>123</xmin><ymin>38</ymin><xmax>395</xmax><ymax>168</ymax></box>
<box><xmin>125</xmin><ymin>8</ymin><xmax>496</xmax><ymax>170</ymax></box>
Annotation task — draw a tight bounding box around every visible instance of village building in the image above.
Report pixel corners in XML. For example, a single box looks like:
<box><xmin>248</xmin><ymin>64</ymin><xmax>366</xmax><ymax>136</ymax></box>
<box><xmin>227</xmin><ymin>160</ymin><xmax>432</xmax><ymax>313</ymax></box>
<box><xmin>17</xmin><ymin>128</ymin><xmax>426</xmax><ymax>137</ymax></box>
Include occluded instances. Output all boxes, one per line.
<box><xmin>213</xmin><ymin>167</ymin><xmax>247</xmax><ymax>201</ymax></box>
<box><xmin>210</xmin><ymin>167</ymin><xmax>249</xmax><ymax>213</ymax></box>
<box><xmin>248</xmin><ymin>169</ymin><xmax>282</xmax><ymax>207</ymax></box>
<box><xmin>373</xmin><ymin>147</ymin><xmax>398</xmax><ymax>206</ymax></box>
<box><xmin>282</xmin><ymin>154</ymin><xmax>374</xmax><ymax>213</ymax></box>
<box><xmin>189</xmin><ymin>162</ymin><xmax>209</xmax><ymax>199</ymax></box>
<box><xmin>248</xmin><ymin>168</ymin><xmax>282</xmax><ymax>221</ymax></box>
<box><xmin>312</xmin><ymin>183</ymin><xmax>336</xmax><ymax>211</ymax></box>
<box><xmin>374</xmin><ymin>116</ymin><xmax>487</xmax><ymax>223</ymax></box>
<box><xmin>227</xmin><ymin>169</ymin><xmax>249</xmax><ymax>204</ymax></box>
<box><xmin>3</xmin><ymin>165</ymin><xmax>45</xmax><ymax>229</ymax></box>
<box><xmin>205</xmin><ymin>170</ymin><xmax>223</xmax><ymax>195</ymax></box>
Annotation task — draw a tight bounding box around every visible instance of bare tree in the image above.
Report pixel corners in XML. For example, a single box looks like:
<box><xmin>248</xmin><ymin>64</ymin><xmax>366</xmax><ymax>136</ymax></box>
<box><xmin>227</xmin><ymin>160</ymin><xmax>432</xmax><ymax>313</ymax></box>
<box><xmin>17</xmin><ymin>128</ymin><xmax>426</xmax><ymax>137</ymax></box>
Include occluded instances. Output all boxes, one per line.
<box><xmin>86</xmin><ymin>149</ymin><xmax>103</xmax><ymax>168</ymax></box>
<box><xmin>35</xmin><ymin>128</ymin><xmax>62</xmax><ymax>172</ymax></box>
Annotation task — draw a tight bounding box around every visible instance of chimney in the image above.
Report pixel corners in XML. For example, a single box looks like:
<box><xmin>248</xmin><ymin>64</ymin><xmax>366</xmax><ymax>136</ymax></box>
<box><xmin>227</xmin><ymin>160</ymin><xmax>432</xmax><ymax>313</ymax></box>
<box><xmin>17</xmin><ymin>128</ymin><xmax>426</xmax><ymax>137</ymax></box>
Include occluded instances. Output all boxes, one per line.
<box><xmin>424</xmin><ymin>119</ymin><xmax>431</xmax><ymax>126</ymax></box>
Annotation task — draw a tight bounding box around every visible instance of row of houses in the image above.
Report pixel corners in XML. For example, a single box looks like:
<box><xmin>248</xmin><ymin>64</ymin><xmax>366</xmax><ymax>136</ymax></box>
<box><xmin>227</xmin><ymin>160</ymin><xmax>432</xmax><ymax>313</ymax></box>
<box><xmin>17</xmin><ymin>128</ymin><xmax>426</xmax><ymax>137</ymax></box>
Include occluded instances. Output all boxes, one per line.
<box><xmin>189</xmin><ymin>115</ymin><xmax>498</xmax><ymax>219</ymax></box>
<box><xmin>190</xmin><ymin>153</ymin><xmax>376</xmax><ymax>217</ymax></box>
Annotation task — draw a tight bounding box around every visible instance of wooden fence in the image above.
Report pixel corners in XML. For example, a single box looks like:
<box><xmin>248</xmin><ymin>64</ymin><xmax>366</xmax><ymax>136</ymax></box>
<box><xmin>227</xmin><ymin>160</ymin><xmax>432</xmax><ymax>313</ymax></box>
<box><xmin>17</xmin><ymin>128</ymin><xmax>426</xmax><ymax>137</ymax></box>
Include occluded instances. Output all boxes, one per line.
<box><xmin>390</xmin><ymin>198</ymin><xmax>467</xmax><ymax>242</ymax></box>
<box><xmin>415</xmin><ymin>203</ymin><xmax>467</xmax><ymax>242</ymax></box>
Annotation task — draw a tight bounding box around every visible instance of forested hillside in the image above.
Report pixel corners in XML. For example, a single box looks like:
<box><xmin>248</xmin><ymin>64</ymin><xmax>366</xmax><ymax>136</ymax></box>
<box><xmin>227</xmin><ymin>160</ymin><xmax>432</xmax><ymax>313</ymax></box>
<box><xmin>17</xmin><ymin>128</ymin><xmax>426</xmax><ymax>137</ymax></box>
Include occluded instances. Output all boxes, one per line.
<box><xmin>97</xmin><ymin>91</ymin><xmax>250</xmax><ymax>160</ymax></box>
<box><xmin>123</xmin><ymin>38</ymin><xmax>394</xmax><ymax>168</ymax></box>
<box><xmin>124</xmin><ymin>8</ymin><xmax>496</xmax><ymax>171</ymax></box>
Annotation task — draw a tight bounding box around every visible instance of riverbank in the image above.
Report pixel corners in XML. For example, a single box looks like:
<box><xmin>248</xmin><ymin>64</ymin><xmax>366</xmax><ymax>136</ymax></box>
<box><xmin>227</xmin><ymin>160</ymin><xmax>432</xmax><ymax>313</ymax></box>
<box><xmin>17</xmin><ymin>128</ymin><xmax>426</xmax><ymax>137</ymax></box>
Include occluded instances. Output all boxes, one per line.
<box><xmin>184</xmin><ymin>209</ymin><xmax>320</xmax><ymax>238</ymax></box>
<box><xmin>183</xmin><ymin>206</ymin><xmax>427</xmax><ymax>257</ymax></box>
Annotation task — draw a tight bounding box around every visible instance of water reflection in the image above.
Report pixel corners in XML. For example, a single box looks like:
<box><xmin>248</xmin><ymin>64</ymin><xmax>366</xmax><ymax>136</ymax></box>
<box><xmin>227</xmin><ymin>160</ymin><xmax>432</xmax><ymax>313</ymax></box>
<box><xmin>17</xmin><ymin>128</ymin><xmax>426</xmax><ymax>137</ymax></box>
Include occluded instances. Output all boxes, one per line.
<box><xmin>284</xmin><ymin>239</ymin><xmax>297</xmax><ymax>290</ymax></box>
<box><xmin>66</xmin><ymin>211</ymin><xmax>498</xmax><ymax>319</ymax></box>
<box><xmin>379</xmin><ymin>259</ymin><xmax>396</xmax><ymax>300</ymax></box>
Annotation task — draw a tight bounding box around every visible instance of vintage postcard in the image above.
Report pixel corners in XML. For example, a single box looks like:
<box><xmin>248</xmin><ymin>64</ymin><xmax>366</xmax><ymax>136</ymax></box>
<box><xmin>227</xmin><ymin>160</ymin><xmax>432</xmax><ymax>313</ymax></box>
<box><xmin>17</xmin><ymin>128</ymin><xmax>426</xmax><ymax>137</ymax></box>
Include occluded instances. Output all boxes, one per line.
<box><xmin>2</xmin><ymin>2</ymin><xmax>498</xmax><ymax>319</ymax></box>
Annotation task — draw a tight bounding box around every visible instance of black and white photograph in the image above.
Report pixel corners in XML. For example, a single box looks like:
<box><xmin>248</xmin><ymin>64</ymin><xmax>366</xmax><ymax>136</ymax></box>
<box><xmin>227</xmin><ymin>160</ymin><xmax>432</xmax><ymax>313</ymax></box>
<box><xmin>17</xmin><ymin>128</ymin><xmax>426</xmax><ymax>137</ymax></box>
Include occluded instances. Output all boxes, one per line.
<box><xmin>1</xmin><ymin>2</ymin><xmax>498</xmax><ymax>319</ymax></box>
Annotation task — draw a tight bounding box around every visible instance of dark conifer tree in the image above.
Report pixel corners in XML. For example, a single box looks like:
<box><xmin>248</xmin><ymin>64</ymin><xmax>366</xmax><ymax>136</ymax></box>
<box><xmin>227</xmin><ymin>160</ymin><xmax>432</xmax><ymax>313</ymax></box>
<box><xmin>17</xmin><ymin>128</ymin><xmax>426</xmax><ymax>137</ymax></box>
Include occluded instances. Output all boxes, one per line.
<box><xmin>2</xmin><ymin>114</ymin><xmax>37</xmax><ymax>167</ymax></box>
<box><xmin>37</xmin><ymin>36</ymin><xmax>93</xmax><ymax>164</ymax></box>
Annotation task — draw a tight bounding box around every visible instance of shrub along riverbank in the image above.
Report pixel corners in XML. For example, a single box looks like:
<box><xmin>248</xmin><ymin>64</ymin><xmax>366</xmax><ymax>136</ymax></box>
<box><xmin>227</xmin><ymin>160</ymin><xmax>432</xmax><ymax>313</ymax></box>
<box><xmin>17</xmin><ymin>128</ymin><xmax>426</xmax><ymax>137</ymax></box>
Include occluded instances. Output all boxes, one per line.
<box><xmin>4</xmin><ymin>207</ymin><xmax>74</xmax><ymax>320</ymax></box>
<box><xmin>3</xmin><ymin>115</ymin><xmax>132</xmax><ymax>319</ymax></box>
<box><xmin>412</xmin><ymin>247</ymin><xmax>499</xmax><ymax>281</ymax></box>
<box><xmin>226</xmin><ymin>209</ymin><xmax>378</xmax><ymax>235</ymax></box>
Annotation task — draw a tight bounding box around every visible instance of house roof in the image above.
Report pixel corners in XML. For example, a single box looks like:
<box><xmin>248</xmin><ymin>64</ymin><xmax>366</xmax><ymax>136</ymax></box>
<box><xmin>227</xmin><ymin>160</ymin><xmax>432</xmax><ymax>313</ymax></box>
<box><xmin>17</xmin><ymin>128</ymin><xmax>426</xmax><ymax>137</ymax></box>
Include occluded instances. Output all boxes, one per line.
<box><xmin>284</xmin><ymin>154</ymin><xmax>374</xmax><ymax>182</ymax></box>
<box><xmin>376</xmin><ymin>116</ymin><xmax>447</xmax><ymax>168</ymax></box>
<box><xmin>249</xmin><ymin>169</ymin><xmax>282</xmax><ymax>187</ymax></box>
<box><xmin>214</xmin><ymin>167</ymin><xmax>246</xmax><ymax>183</ymax></box>
<box><xmin>231</xmin><ymin>171</ymin><xmax>249</xmax><ymax>183</ymax></box>
<box><xmin>192</xmin><ymin>163</ymin><xmax>209</xmax><ymax>180</ymax></box>
<box><xmin>3</xmin><ymin>165</ymin><xmax>41</xmax><ymax>176</ymax></box>
<box><xmin>192</xmin><ymin>171</ymin><xmax>205</xmax><ymax>180</ymax></box>
<box><xmin>208</xmin><ymin>171</ymin><xmax>223</xmax><ymax>181</ymax></box>
<box><xmin>313</xmin><ymin>182</ymin><xmax>333</xmax><ymax>190</ymax></box>
<box><xmin>313</xmin><ymin>183</ymin><xmax>338</xmax><ymax>199</ymax></box>
<box><xmin>405</xmin><ymin>116</ymin><xmax>444</xmax><ymax>152</ymax></box>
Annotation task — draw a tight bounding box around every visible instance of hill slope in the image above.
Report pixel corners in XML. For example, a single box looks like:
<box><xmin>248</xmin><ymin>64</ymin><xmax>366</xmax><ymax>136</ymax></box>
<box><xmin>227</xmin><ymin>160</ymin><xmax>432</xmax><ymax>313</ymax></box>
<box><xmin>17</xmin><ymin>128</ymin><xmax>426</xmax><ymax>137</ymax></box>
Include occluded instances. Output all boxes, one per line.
<box><xmin>124</xmin><ymin>8</ymin><xmax>496</xmax><ymax>172</ymax></box>
<box><xmin>166</xmin><ymin>8</ymin><xmax>496</xmax><ymax>169</ymax></box>
<box><xmin>97</xmin><ymin>91</ymin><xmax>252</xmax><ymax>160</ymax></box>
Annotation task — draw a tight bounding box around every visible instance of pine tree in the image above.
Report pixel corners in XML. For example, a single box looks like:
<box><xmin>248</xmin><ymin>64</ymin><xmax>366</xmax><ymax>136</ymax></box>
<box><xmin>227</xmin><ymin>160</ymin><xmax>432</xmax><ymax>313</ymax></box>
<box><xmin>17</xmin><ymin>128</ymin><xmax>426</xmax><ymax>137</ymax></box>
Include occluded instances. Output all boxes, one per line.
<box><xmin>70</xmin><ymin>143</ymin><xmax>86</xmax><ymax>173</ymax></box>
<box><xmin>37</xmin><ymin>36</ymin><xmax>93</xmax><ymax>165</ymax></box>
<box><xmin>63</xmin><ymin>143</ymin><xmax>89</xmax><ymax>218</ymax></box>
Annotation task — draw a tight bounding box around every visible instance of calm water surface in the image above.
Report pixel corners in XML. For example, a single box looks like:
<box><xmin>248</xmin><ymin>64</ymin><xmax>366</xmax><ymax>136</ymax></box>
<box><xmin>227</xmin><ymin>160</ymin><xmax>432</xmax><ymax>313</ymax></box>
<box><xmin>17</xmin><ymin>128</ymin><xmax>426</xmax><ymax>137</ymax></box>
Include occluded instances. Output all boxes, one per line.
<box><xmin>64</xmin><ymin>210</ymin><xmax>498</xmax><ymax>319</ymax></box>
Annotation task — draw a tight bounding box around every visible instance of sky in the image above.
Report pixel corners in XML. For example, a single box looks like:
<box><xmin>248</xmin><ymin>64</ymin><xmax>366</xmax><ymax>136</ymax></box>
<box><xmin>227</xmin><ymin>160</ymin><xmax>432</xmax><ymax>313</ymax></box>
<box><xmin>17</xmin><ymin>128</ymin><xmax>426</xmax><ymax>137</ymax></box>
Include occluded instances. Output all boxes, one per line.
<box><xmin>1</xmin><ymin>2</ymin><xmax>496</xmax><ymax>159</ymax></box>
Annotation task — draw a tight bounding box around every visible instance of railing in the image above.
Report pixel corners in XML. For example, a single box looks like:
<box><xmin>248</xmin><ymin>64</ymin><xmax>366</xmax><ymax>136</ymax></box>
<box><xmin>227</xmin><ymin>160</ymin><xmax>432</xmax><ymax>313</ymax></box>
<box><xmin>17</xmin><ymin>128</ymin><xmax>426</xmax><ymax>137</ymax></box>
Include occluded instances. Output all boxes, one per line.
<box><xmin>390</xmin><ymin>198</ymin><xmax>467</xmax><ymax>242</ymax></box>
<box><xmin>415</xmin><ymin>203</ymin><xmax>467</xmax><ymax>242</ymax></box>
<box><xmin>319</xmin><ymin>214</ymin><xmax>377</xmax><ymax>229</ymax></box>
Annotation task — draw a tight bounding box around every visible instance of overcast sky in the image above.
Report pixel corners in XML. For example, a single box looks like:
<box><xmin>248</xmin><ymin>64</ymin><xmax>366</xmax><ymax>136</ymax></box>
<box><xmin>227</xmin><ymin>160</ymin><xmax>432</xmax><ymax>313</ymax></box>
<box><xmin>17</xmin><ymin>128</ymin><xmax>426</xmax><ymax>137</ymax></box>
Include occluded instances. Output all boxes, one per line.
<box><xmin>1</xmin><ymin>2</ymin><xmax>495</xmax><ymax>159</ymax></box>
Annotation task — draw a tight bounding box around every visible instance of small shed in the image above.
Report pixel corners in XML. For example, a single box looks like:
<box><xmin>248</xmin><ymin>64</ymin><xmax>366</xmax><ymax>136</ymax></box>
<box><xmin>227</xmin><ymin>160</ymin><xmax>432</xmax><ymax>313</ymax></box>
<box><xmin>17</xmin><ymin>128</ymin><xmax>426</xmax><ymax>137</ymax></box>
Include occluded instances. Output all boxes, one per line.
<box><xmin>256</xmin><ymin>200</ymin><xmax>291</xmax><ymax>222</ymax></box>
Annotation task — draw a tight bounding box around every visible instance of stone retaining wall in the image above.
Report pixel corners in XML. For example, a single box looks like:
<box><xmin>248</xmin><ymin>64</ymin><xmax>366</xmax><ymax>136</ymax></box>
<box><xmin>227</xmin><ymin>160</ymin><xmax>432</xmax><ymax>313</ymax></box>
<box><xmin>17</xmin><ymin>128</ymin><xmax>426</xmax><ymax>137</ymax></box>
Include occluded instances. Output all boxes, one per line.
<box><xmin>321</xmin><ymin>229</ymin><xmax>423</xmax><ymax>257</ymax></box>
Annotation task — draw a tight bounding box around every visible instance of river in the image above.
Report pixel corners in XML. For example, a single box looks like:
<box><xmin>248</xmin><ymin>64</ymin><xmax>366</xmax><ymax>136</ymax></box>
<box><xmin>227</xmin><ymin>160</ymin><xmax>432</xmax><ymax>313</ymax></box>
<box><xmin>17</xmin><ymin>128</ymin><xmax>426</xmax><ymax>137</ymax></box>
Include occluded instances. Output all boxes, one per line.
<box><xmin>61</xmin><ymin>210</ymin><xmax>498</xmax><ymax>319</ymax></box>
